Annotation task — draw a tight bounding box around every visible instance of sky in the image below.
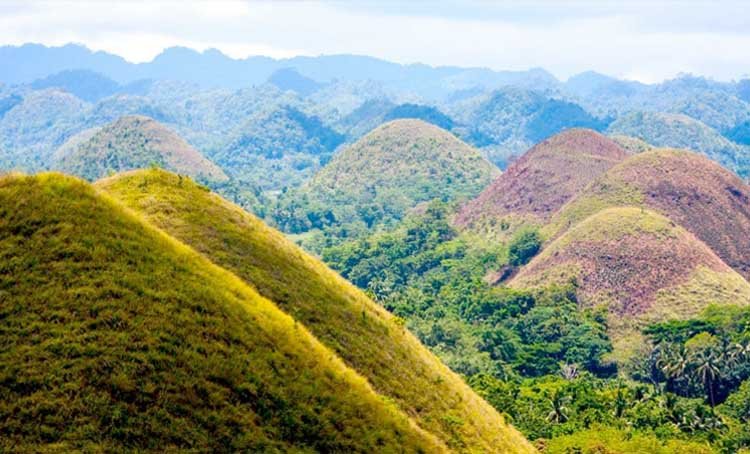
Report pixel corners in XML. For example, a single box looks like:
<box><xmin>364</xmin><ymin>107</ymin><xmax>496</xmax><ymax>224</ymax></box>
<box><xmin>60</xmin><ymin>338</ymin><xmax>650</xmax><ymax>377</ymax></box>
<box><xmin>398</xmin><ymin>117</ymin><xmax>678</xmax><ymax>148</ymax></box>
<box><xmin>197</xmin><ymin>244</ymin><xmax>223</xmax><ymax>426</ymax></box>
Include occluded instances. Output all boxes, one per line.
<box><xmin>1</xmin><ymin>0</ymin><xmax>749</xmax><ymax>83</ymax></box>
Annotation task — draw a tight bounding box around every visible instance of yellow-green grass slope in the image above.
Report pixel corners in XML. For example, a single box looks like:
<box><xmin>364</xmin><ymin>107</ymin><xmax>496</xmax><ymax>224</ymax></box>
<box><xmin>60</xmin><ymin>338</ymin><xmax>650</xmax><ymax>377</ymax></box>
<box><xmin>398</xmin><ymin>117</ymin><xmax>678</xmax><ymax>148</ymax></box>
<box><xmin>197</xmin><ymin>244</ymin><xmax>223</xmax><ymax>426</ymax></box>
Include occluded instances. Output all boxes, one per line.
<box><xmin>543</xmin><ymin>149</ymin><xmax>750</xmax><ymax>280</ymax></box>
<box><xmin>97</xmin><ymin>168</ymin><xmax>533</xmax><ymax>453</ymax></box>
<box><xmin>0</xmin><ymin>173</ymin><xmax>445</xmax><ymax>452</ymax></box>
<box><xmin>54</xmin><ymin>115</ymin><xmax>227</xmax><ymax>182</ymax></box>
<box><xmin>511</xmin><ymin>207</ymin><xmax>750</xmax><ymax>363</ymax></box>
<box><xmin>298</xmin><ymin>118</ymin><xmax>500</xmax><ymax>225</ymax></box>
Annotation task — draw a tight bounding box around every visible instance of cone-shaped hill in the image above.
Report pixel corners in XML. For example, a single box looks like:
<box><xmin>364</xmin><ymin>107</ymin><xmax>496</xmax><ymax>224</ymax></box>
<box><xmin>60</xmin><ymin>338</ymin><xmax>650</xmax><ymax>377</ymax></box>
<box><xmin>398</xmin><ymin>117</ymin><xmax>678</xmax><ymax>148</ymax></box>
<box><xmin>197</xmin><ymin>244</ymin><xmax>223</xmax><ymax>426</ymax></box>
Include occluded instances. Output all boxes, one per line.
<box><xmin>455</xmin><ymin>128</ymin><xmax>627</xmax><ymax>239</ymax></box>
<box><xmin>511</xmin><ymin>207</ymin><xmax>750</xmax><ymax>361</ymax></box>
<box><xmin>0</xmin><ymin>173</ymin><xmax>445</xmax><ymax>452</ymax></box>
<box><xmin>546</xmin><ymin>149</ymin><xmax>750</xmax><ymax>280</ymax></box>
<box><xmin>54</xmin><ymin>115</ymin><xmax>227</xmax><ymax>182</ymax></box>
<box><xmin>96</xmin><ymin>168</ymin><xmax>532</xmax><ymax>453</ymax></box>
<box><xmin>293</xmin><ymin>118</ymin><xmax>499</xmax><ymax>232</ymax></box>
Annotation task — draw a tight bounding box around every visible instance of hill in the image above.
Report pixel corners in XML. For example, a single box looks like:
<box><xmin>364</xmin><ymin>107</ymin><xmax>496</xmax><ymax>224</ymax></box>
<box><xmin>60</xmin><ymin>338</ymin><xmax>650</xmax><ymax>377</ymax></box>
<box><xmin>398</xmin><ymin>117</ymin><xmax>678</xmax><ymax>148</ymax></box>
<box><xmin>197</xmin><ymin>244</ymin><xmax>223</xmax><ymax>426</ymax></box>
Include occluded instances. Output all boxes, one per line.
<box><xmin>31</xmin><ymin>69</ymin><xmax>121</xmax><ymax>102</ymax></box>
<box><xmin>277</xmin><ymin>119</ymin><xmax>499</xmax><ymax>244</ymax></box>
<box><xmin>96</xmin><ymin>168</ymin><xmax>532</xmax><ymax>452</ymax></box>
<box><xmin>0</xmin><ymin>89</ymin><xmax>87</xmax><ymax>171</ymax></box>
<box><xmin>209</xmin><ymin>106</ymin><xmax>344</xmax><ymax>190</ymax></box>
<box><xmin>511</xmin><ymin>207</ymin><xmax>750</xmax><ymax>360</ymax></box>
<box><xmin>455</xmin><ymin>128</ymin><xmax>628</xmax><ymax>239</ymax></box>
<box><xmin>54</xmin><ymin>115</ymin><xmax>227</xmax><ymax>182</ymax></box>
<box><xmin>609</xmin><ymin>134</ymin><xmax>653</xmax><ymax>153</ymax></box>
<box><xmin>0</xmin><ymin>172</ymin><xmax>449</xmax><ymax>452</ymax></box>
<box><xmin>267</xmin><ymin>67</ymin><xmax>323</xmax><ymax>96</ymax></box>
<box><xmin>545</xmin><ymin>149</ymin><xmax>750</xmax><ymax>280</ymax></box>
<box><xmin>607</xmin><ymin>111</ymin><xmax>750</xmax><ymax>178</ymax></box>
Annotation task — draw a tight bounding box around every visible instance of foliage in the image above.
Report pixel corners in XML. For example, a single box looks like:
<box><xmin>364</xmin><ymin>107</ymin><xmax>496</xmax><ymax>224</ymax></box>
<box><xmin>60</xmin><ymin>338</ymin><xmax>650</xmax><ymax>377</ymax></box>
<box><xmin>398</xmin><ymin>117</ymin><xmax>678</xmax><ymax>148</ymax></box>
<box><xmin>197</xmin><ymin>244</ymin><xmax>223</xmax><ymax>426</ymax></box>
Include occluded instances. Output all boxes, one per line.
<box><xmin>384</xmin><ymin>103</ymin><xmax>455</xmax><ymax>131</ymax></box>
<box><xmin>507</xmin><ymin>228</ymin><xmax>541</xmax><ymax>266</ymax></box>
<box><xmin>524</xmin><ymin>99</ymin><xmax>611</xmax><ymax>143</ymax></box>
<box><xmin>31</xmin><ymin>69</ymin><xmax>121</xmax><ymax>102</ymax></box>
<box><xmin>273</xmin><ymin>119</ymin><xmax>499</xmax><ymax>250</ymax></box>
<box><xmin>324</xmin><ymin>202</ymin><xmax>613</xmax><ymax>379</ymax></box>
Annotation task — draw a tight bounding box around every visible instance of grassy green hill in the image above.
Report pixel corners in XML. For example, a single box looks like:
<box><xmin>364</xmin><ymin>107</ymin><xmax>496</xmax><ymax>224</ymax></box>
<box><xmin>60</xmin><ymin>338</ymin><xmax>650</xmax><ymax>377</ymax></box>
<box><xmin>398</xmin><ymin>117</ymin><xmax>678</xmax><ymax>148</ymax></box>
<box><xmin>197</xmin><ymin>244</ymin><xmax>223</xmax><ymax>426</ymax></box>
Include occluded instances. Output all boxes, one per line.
<box><xmin>0</xmin><ymin>172</ymin><xmax>456</xmax><ymax>452</ymax></box>
<box><xmin>274</xmin><ymin>118</ymin><xmax>499</xmax><ymax>249</ymax></box>
<box><xmin>54</xmin><ymin>115</ymin><xmax>227</xmax><ymax>182</ymax></box>
<box><xmin>607</xmin><ymin>111</ymin><xmax>750</xmax><ymax>178</ymax></box>
<box><xmin>96</xmin><ymin>168</ymin><xmax>532</xmax><ymax>453</ymax></box>
<box><xmin>512</xmin><ymin>207</ymin><xmax>750</xmax><ymax>362</ymax></box>
<box><xmin>455</xmin><ymin>128</ymin><xmax>627</xmax><ymax>240</ymax></box>
<box><xmin>545</xmin><ymin>148</ymin><xmax>750</xmax><ymax>280</ymax></box>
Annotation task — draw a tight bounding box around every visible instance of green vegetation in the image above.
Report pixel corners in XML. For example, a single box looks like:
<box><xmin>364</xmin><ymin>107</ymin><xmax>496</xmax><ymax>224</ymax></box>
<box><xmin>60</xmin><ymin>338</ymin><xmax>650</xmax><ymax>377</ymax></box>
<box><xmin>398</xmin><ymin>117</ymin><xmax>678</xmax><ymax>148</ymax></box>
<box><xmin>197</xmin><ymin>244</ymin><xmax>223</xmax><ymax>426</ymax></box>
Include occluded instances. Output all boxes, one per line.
<box><xmin>273</xmin><ymin>119</ymin><xmax>499</xmax><ymax>251</ymax></box>
<box><xmin>55</xmin><ymin>115</ymin><xmax>227</xmax><ymax>182</ymax></box>
<box><xmin>325</xmin><ymin>198</ymin><xmax>750</xmax><ymax>451</ymax></box>
<box><xmin>96</xmin><ymin>169</ymin><xmax>532</xmax><ymax>453</ymax></box>
<box><xmin>607</xmin><ymin>112</ymin><xmax>750</xmax><ymax>178</ymax></box>
<box><xmin>323</xmin><ymin>202</ymin><xmax>612</xmax><ymax>379</ymax></box>
<box><xmin>0</xmin><ymin>172</ymin><xmax>446</xmax><ymax>452</ymax></box>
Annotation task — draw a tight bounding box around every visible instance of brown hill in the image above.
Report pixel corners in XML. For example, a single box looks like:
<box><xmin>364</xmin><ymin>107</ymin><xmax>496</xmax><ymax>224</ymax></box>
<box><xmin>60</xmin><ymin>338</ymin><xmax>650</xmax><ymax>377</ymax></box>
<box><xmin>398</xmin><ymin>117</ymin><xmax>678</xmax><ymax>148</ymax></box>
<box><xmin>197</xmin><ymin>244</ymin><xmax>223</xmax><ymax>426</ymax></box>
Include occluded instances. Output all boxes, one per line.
<box><xmin>455</xmin><ymin>128</ymin><xmax>627</xmax><ymax>239</ymax></box>
<box><xmin>511</xmin><ymin>207</ymin><xmax>750</xmax><ymax>361</ymax></box>
<box><xmin>546</xmin><ymin>149</ymin><xmax>750</xmax><ymax>280</ymax></box>
<box><xmin>55</xmin><ymin>115</ymin><xmax>227</xmax><ymax>182</ymax></box>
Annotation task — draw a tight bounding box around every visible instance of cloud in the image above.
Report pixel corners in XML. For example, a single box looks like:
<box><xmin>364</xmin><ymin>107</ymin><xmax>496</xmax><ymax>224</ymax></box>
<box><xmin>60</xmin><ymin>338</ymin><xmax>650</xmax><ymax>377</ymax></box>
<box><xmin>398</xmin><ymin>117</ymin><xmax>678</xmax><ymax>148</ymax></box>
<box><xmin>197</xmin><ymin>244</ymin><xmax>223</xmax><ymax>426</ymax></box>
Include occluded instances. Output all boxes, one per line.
<box><xmin>0</xmin><ymin>0</ymin><xmax>748</xmax><ymax>82</ymax></box>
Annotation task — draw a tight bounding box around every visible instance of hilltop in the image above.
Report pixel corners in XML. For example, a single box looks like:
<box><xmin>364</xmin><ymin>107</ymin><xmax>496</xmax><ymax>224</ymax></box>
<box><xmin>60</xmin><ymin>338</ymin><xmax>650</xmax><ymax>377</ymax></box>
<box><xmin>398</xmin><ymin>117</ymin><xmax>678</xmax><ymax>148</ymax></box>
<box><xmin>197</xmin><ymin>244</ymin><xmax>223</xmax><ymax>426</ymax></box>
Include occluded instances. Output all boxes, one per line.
<box><xmin>0</xmin><ymin>172</ymin><xmax>447</xmax><ymax>452</ymax></box>
<box><xmin>96</xmin><ymin>168</ymin><xmax>532</xmax><ymax>452</ymax></box>
<box><xmin>54</xmin><ymin>115</ymin><xmax>227</xmax><ymax>182</ymax></box>
<box><xmin>607</xmin><ymin>111</ymin><xmax>750</xmax><ymax>178</ymax></box>
<box><xmin>276</xmin><ymin>119</ymin><xmax>499</xmax><ymax>246</ymax></box>
<box><xmin>511</xmin><ymin>206</ymin><xmax>750</xmax><ymax>360</ymax></box>
<box><xmin>455</xmin><ymin>128</ymin><xmax>627</xmax><ymax>239</ymax></box>
<box><xmin>546</xmin><ymin>148</ymin><xmax>750</xmax><ymax>279</ymax></box>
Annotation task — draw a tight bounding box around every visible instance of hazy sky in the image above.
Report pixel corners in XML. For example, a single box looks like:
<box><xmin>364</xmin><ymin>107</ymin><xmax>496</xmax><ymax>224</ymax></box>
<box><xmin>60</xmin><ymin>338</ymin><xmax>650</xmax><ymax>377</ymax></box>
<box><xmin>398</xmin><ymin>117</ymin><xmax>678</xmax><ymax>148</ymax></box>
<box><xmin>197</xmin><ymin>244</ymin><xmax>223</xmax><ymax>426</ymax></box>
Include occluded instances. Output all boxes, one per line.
<box><xmin>1</xmin><ymin>0</ymin><xmax>749</xmax><ymax>83</ymax></box>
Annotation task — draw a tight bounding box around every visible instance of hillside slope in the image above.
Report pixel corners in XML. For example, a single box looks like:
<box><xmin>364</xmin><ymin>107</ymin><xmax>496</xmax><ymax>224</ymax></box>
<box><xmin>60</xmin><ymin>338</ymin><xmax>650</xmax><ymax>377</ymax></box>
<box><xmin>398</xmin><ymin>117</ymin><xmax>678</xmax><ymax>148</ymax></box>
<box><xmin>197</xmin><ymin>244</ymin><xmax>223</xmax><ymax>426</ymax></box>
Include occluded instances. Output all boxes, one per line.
<box><xmin>511</xmin><ymin>207</ymin><xmax>750</xmax><ymax>360</ymax></box>
<box><xmin>290</xmin><ymin>118</ymin><xmax>499</xmax><ymax>236</ymax></box>
<box><xmin>607</xmin><ymin>111</ymin><xmax>750</xmax><ymax>178</ymax></box>
<box><xmin>55</xmin><ymin>115</ymin><xmax>227</xmax><ymax>182</ymax></box>
<box><xmin>455</xmin><ymin>128</ymin><xmax>627</xmax><ymax>239</ymax></box>
<box><xmin>0</xmin><ymin>173</ymin><xmax>445</xmax><ymax>452</ymax></box>
<box><xmin>546</xmin><ymin>149</ymin><xmax>750</xmax><ymax>279</ymax></box>
<box><xmin>97</xmin><ymin>168</ymin><xmax>532</xmax><ymax>453</ymax></box>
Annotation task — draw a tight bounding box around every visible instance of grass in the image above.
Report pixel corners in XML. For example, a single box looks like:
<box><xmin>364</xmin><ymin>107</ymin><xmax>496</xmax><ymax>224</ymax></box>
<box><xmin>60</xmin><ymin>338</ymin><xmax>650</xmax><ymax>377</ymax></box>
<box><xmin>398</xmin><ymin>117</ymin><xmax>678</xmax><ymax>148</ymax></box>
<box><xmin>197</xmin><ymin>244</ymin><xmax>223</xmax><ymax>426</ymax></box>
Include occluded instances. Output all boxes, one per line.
<box><xmin>546</xmin><ymin>148</ymin><xmax>750</xmax><ymax>279</ymax></box>
<box><xmin>0</xmin><ymin>172</ymin><xmax>446</xmax><ymax>452</ymax></box>
<box><xmin>56</xmin><ymin>115</ymin><xmax>227</xmax><ymax>182</ymax></box>
<box><xmin>455</xmin><ymin>128</ymin><xmax>627</xmax><ymax>240</ymax></box>
<box><xmin>511</xmin><ymin>207</ymin><xmax>750</xmax><ymax>363</ymax></box>
<box><xmin>96</xmin><ymin>168</ymin><xmax>533</xmax><ymax>453</ymax></box>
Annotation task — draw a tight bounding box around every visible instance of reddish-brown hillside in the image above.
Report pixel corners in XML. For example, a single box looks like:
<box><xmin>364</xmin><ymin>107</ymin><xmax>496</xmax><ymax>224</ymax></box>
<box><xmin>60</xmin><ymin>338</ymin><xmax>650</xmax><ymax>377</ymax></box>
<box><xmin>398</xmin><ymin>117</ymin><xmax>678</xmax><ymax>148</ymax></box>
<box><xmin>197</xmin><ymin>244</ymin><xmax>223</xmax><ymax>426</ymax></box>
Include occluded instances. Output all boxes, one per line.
<box><xmin>546</xmin><ymin>149</ymin><xmax>750</xmax><ymax>279</ymax></box>
<box><xmin>455</xmin><ymin>128</ymin><xmax>627</xmax><ymax>238</ymax></box>
<box><xmin>511</xmin><ymin>207</ymin><xmax>750</xmax><ymax>360</ymax></box>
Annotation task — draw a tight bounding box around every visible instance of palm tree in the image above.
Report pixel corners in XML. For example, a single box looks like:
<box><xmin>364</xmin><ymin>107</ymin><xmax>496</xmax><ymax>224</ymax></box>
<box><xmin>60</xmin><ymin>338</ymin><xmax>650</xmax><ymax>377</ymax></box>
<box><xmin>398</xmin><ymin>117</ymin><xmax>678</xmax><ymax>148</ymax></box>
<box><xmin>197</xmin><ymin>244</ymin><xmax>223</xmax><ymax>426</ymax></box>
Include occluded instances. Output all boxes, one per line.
<box><xmin>693</xmin><ymin>349</ymin><xmax>722</xmax><ymax>407</ymax></box>
<box><xmin>656</xmin><ymin>343</ymin><xmax>691</xmax><ymax>392</ymax></box>
<box><xmin>546</xmin><ymin>389</ymin><xmax>571</xmax><ymax>423</ymax></box>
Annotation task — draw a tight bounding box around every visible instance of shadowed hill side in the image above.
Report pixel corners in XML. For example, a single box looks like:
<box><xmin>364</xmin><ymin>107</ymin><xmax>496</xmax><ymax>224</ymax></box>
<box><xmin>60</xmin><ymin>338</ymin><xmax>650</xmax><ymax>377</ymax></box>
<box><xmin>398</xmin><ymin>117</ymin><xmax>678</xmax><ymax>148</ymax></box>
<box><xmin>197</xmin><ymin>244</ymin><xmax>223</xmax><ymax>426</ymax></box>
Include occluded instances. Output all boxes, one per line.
<box><xmin>0</xmin><ymin>173</ymin><xmax>446</xmax><ymax>452</ymax></box>
<box><xmin>54</xmin><ymin>115</ymin><xmax>227</xmax><ymax>182</ymax></box>
<box><xmin>511</xmin><ymin>207</ymin><xmax>750</xmax><ymax>361</ymax></box>
<box><xmin>97</xmin><ymin>168</ymin><xmax>533</xmax><ymax>453</ymax></box>
<box><xmin>546</xmin><ymin>149</ymin><xmax>750</xmax><ymax>280</ymax></box>
<box><xmin>455</xmin><ymin>128</ymin><xmax>627</xmax><ymax>239</ymax></box>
